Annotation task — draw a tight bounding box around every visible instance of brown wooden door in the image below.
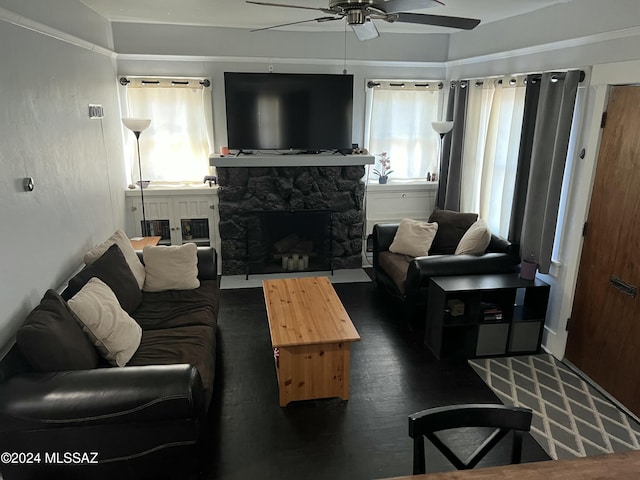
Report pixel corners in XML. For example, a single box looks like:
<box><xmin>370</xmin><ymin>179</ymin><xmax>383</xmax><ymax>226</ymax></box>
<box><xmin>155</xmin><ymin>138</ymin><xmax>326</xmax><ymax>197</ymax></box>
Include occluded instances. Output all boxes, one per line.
<box><xmin>565</xmin><ymin>85</ymin><xmax>640</xmax><ymax>416</ymax></box>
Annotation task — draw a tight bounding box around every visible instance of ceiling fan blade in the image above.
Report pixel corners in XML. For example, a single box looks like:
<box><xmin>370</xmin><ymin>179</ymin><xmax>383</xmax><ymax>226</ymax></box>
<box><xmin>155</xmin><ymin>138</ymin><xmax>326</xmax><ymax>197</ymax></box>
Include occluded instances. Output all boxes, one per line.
<box><xmin>246</xmin><ymin>1</ymin><xmax>333</xmax><ymax>15</ymax></box>
<box><xmin>396</xmin><ymin>12</ymin><xmax>480</xmax><ymax>30</ymax></box>
<box><xmin>250</xmin><ymin>16</ymin><xmax>342</xmax><ymax>33</ymax></box>
<box><xmin>351</xmin><ymin>20</ymin><xmax>380</xmax><ymax>41</ymax></box>
<box><xmin>370</xmin><ymin>0</ymin><xmax>443</xmax><ymax>14</ymax></box>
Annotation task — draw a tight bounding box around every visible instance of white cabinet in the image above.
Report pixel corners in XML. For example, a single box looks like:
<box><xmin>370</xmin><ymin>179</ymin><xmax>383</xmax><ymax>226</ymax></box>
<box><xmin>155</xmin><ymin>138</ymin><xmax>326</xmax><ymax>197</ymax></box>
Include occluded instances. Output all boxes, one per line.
<box><xmin>125</xmin><ymin>188</ymin><xmax>220</xmax><ymax>258</ymax></box>
<box><xmin>365</xmin><ymin>182</ymin><xmax>437</xmax><ymax>235</ymax></box>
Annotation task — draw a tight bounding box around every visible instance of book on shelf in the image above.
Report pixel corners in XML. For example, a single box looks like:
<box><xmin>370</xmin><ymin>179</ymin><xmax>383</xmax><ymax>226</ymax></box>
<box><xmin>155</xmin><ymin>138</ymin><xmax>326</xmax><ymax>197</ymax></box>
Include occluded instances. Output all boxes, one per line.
<box><xmin>480</xmin><ymin>302</ymin><xmax>503</xmax><ymax>321</ymax></box>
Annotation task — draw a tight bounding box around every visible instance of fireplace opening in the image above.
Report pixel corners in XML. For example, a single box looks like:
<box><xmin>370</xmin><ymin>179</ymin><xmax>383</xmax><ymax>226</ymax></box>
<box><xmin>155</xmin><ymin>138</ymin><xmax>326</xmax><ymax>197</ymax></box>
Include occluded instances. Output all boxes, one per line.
<box><xmin>245</xmin><ymin>210</ymin><xmax>332</xmax><ymax>277</ymax></box>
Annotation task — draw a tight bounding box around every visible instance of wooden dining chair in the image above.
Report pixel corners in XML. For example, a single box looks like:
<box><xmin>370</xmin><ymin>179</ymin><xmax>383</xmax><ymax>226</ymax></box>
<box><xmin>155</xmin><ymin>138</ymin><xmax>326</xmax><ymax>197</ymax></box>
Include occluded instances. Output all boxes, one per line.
<box><xmin>408</xmin><ymin>403</ymin><xmax>533</xmax><ymax>474</ymax></box>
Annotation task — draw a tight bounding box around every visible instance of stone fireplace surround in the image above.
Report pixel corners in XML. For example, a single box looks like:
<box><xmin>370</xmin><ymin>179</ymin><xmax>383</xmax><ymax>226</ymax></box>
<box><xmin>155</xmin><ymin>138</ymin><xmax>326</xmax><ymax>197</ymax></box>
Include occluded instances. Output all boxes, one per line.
<box><xmin>213</xmin><ymin>155</ymin><xmax>374</xmax><ymax>276</ymax></box>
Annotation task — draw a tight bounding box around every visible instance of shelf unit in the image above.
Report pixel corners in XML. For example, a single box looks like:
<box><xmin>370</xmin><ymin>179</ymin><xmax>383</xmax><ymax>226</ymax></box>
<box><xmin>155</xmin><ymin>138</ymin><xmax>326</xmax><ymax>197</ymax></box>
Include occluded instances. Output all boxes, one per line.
<box><xmin>125</xmin><ymin>188</ymin><xmax>220</xmax><ymax>254</ymax></box>
<box><xmin>425</xmin><ymin>273</ymin><xmax>550</xmax><ymax>360</ymax></box>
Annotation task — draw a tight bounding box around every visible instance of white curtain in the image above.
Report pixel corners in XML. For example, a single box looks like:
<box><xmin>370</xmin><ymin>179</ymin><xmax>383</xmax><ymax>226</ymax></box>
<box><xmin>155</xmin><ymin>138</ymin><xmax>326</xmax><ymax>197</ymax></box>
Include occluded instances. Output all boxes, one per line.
<box><xmin>125</xmin><ymin>80</ymin><xmax>214</xmax><ymax>184</ymax></box>
<box><xmin>365</xmin><ymin>85</ymin><xmax>441</xmax><ymax>181</ymax></box>
<box><xmin>460</xmin><ymin>77</ymin><xmax>526</xmax><ymax>236</ymax></box>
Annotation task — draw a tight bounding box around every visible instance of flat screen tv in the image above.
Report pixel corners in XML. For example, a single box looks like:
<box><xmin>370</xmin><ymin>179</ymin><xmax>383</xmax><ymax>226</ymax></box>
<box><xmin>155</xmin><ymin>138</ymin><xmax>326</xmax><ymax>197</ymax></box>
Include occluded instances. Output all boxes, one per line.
<box><xmin>224</xmin><ymin>72</ymin><xmax>353</xmax><ymax>152</ymax></box>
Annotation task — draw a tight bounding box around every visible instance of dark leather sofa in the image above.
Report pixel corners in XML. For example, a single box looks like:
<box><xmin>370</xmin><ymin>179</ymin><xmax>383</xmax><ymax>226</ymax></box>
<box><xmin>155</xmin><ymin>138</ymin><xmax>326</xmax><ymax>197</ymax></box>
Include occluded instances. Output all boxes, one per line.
<box><xmin>373</xmin><ymin>223</ymin><xmax>520</xmax><ymax>330</ymax></box>
<box><xmin>0</xmin><ymin>247</ymin><xmax>219</xmax><ymax>480</ymax></box>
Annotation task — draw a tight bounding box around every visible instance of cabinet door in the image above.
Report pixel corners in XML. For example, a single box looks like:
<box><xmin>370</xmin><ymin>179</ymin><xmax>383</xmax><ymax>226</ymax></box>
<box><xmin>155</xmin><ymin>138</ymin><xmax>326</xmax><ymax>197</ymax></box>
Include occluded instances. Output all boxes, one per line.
<box><xmin>173</xmin><ymin>196</ymin><xmax>215</xmax><ymax>246</ymax></box>
<box><xmin>128</xmin><ymin>195</ymin><xmax>173</xmax><ymax>243</ymax></box>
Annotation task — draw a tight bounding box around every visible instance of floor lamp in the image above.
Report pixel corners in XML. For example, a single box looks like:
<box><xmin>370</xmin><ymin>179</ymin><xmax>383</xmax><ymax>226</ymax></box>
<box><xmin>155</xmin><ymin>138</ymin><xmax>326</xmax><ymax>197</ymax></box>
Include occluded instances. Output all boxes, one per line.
<box><xmin>432</xmin><ymin>121</ymin><xmax>454</xmax><ymax>182</ymax></box>
<box><xmin>122</xmin><ymin>118</ymin><xmax>152</xmax><ymax>236</ymax></box>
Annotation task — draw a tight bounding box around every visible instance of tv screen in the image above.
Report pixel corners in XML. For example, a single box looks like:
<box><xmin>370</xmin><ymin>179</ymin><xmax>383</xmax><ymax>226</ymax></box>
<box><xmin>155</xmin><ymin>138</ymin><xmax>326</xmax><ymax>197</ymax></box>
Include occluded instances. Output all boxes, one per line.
<box><xmin>224</xmin><ymin>72</ymin><xmax>353</xmax><ymax>152</ymax></box>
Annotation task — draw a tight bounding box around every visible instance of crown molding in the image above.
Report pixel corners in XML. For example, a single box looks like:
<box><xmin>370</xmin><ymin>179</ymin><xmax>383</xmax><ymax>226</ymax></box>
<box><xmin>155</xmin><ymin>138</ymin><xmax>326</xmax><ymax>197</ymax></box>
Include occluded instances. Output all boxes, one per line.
<box><xmin>0</xmin><ymin>7</ymin><xmax>115</xmax><ymax>58</ymax></box>
<box><xmin>446</xmin><ymin>25</ymin><xmax>640</xmax><ymax>69</ymax></box>
<box><xmin>115</xmin><ymin>53</ymin><xmax>443</xmax><ymax>70</ymax></box>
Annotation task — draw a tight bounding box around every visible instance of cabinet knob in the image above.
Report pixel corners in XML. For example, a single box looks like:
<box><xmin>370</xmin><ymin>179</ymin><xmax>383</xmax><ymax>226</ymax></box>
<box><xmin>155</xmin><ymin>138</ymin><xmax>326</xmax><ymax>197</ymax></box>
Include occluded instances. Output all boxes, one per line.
<box><xmin>209</xmin><ymin>205</ymin><xmax>215</xmax><ymax>210</ymax></box>
<box><xmin>131</xmin><ymin>206</ymin><xmax>137</xmax><ymax>212</ymax></box>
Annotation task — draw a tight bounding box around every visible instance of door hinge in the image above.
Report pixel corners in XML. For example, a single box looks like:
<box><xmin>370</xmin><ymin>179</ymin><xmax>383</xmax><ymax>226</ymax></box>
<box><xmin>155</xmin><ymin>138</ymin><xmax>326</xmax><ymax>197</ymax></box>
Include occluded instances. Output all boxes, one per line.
<box><xmin>601</xmin><ymin>111</ymin><xmax>607</xmax><ymax>128</ymax></box>
<box><xmin>582</xmin><ymin>222</ymin><xmax>587</xmax><ymax>237</ymax></box>
<box><xmin>566</xmin><ymin>318</ymin><xmax>570</xmax><ymax>331</ymax></box>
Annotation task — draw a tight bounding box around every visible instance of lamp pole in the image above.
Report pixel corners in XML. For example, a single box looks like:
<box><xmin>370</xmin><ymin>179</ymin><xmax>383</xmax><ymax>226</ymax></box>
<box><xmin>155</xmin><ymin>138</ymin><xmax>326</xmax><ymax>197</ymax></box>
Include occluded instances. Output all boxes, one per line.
<box><xmin>122</xmin><ymin>118</ymin><xmax>152</xmax><ymax>237</ymax></box>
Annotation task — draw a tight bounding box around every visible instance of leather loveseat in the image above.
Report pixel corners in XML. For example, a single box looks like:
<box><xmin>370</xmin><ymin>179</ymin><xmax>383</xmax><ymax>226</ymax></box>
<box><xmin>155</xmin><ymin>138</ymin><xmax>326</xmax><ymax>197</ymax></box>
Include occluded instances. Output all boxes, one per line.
<box><xmin>373</xmin><ymin>211</ymin><xmax>520</xmax><ymax>331</ymax></box>
<box><xmin>0</xmin><ymin>234</ymin><xmax>219</xmax><ymax>480</ymax></box>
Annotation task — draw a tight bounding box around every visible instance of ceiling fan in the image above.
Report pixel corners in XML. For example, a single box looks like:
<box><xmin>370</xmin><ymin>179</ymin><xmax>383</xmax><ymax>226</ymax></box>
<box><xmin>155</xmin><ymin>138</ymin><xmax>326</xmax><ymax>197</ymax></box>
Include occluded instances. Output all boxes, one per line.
<box><xmin>246</xmin><ymin>0</ymin><xmax>480</xmax><ymax>41</ymax></box>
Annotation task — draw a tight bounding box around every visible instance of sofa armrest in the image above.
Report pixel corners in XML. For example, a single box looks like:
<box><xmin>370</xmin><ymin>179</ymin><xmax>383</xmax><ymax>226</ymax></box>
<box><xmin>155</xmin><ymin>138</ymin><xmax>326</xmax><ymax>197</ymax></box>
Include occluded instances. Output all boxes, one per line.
<box><xmin>0</xmin><ymin>364</ymin><xmax>204</xmax><ymax>432</ymax></box>
<box><xmin>487</xmin><ymin>234</ymin><xmax>518</xmax><ymax>255</ymax></box>
<box><xmin>136</xmin><ymin>246</ymin><xmax>218</xmax><ymax>282</ymax></box>
<box><xmin>372</xmin><ymin>224</ymin><xmax>399</xmax><ymax>269</ymax></box>
<box><xmin>196</xmin><ymin>246</ymin><xmax>217</xmax><ymax>281</ymax></box>
<box><xmin>408</xmin><ymin>253</ymin><xmax>520</xmax><ymax>281</ymax></box>
<box><xmin>404</xmin><ymin>253</ymin><xmax>521</xmax><ymax>308</ymax></box>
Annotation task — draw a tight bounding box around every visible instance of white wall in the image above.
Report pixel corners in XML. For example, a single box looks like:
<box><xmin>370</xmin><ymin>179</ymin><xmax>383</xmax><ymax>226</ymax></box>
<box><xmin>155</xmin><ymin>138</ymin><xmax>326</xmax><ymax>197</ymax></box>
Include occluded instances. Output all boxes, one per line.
<box><xmin>0</xmin><ymin>6</ymin><xmax>126</xmax><ymax>353</ymax></box>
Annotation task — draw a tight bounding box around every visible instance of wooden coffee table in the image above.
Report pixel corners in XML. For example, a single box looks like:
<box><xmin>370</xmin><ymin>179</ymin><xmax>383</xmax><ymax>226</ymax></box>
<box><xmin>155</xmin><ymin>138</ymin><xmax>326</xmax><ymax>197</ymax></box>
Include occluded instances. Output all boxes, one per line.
<box><xmin>263</xmin><ymin>277</ymin><xmax>361</xmax><ymax>406</ymax></box>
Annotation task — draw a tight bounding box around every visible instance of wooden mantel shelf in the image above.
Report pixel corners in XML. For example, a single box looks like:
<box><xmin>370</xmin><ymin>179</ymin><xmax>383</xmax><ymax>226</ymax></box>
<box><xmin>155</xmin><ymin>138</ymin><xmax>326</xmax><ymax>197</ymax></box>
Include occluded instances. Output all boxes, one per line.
<box><xmin>209</xmin><ymin>153</ymin><xmax>374</xmax><ymax>167</ymax></box>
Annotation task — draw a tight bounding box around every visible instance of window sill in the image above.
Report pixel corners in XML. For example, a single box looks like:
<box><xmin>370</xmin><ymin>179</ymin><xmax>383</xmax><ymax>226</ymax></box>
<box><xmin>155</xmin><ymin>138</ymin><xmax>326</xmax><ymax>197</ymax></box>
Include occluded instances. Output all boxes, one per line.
<box><xmin>366</xmin><ymin>180</ymin><xmax>438</xmax><ymax>191</ymax></box>
<box><xmin>125</xmin><ymin>184</ymin><xmax>219</xmax><ymax>196</ymax></box>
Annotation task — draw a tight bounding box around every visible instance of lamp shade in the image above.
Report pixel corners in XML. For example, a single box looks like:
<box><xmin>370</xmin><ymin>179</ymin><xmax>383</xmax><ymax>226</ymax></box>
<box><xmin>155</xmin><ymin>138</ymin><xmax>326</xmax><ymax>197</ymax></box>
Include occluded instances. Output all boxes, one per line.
<box><xmin>432</xmin><ymin>121</ymin><xmax>454</xmax><ymax>135</ymax></box>
<box><xmin>122</xmin><ymin>118</ymin><xmax>151</xmax><ymax>133</ymax></box>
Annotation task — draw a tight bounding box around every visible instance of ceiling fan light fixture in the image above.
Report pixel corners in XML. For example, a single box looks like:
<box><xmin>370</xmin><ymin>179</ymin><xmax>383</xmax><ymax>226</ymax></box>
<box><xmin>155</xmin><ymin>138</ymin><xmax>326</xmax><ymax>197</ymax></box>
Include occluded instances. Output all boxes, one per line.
<box><xmin>352</xmin><ymin>18</ymin><xmax>380</xmax><ymax>40</ymax></box>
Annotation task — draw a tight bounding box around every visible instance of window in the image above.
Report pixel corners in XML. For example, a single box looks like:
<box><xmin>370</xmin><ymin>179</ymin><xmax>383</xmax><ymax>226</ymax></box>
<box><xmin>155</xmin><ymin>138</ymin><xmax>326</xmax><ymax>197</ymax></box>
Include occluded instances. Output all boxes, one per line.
<box><xmin>460</xmin><ymin>77</ymin><xmax>526</xmax><ymax>237</ymax></box>
<box><xmin>459</xmin><ymin>73</ymin><xmax>585</xmax><ymax>255</ymax></box>
<box><xmin>364</xmin><ymin>81</ymin><xmax>443</xmax><ymax>182</ymax></box>
<box><xmin>121</xmin><ymin>77</ymin><xmax>214</xmax><ymax>185</ymax></box>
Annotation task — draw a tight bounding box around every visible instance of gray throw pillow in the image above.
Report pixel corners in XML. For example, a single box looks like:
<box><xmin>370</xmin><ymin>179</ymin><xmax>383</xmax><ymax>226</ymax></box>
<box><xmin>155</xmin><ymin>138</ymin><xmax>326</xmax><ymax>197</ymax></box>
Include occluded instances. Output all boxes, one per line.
<box><xmin>428</xmin><ymin>208</ymin><xmax>479</xmax><ymax>255</ymax></box>
<box><xmin>16</xmin><ymin>290</ymin><xmax>100</xmax><ymax>372</ymax></box>
<box><xmin>62</xmin><ymin>244</ymin><xmax>142</xmax><ymax>315</ymax></box>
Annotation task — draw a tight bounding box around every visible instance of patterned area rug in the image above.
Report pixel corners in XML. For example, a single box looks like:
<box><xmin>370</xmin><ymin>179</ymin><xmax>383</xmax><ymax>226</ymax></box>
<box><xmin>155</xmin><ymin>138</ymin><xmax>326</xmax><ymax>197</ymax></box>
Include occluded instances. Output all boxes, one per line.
<box><xmin>469</xmin><ymin>354</ymin><xmax>640</xmax><ymax>460</ymax></box>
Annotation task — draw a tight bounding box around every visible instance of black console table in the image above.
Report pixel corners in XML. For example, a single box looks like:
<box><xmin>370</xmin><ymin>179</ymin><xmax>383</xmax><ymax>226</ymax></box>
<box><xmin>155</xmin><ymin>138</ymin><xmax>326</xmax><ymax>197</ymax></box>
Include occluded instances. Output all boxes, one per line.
<box><xmin>425</xmin><ymin>273</ymin><xmax>550</xmax><ymax>360</ymax></box>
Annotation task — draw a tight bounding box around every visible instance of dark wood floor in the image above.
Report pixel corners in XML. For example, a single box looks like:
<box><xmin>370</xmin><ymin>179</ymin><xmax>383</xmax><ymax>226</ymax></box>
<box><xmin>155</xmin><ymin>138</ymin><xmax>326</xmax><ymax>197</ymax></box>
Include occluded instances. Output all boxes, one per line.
<box><xmin>201</xmin><ymin>278</ymin><xmax>549</xmax><ymax>480</ymax></box>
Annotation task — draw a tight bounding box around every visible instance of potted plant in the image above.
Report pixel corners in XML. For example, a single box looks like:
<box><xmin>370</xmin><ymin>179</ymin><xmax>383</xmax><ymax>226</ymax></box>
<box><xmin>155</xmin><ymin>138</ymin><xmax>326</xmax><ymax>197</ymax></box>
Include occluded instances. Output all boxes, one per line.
<box><xmin>373</xmin><ymin>152</ymin><xmax>393</xmax><ymax>184</ymax></box>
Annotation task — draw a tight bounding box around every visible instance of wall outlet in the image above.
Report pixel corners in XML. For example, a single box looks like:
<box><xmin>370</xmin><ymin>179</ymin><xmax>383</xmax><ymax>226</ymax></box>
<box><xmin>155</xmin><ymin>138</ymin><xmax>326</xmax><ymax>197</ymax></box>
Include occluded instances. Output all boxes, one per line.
<box><xmin>88</xmin><ymin>104</ymin><xmax>104</xmax><ymax>119</ymax></box>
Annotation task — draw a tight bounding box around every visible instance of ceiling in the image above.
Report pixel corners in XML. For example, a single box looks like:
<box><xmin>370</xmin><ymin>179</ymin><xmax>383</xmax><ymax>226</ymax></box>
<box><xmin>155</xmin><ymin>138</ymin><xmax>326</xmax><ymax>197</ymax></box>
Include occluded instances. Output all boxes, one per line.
<box><xmin>78</xmin><ymin>0</ymin><xmax>573</xmax><ymax>34</ymax></box>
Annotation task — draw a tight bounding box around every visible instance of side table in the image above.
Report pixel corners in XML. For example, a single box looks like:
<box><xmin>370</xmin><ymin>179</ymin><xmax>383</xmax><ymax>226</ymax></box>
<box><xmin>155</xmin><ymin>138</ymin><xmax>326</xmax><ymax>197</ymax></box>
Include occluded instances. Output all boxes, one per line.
<box><xmin>130</xmin><ymin>236</ymin><xmax>161</xmax><ymax>250</ymax></box>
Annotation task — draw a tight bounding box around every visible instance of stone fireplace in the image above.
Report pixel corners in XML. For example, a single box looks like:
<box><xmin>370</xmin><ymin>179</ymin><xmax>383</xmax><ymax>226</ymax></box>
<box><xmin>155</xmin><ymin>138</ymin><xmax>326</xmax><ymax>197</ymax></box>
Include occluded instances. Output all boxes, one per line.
<box><xmin>214</xmin><ymin>159</ymin><xmax>370</xmax><ymax>276</ymax></box>
<box><xmin>245</xmin><ymin>209</ymin><xmax>332</xmax><ymax>276</ymax></box>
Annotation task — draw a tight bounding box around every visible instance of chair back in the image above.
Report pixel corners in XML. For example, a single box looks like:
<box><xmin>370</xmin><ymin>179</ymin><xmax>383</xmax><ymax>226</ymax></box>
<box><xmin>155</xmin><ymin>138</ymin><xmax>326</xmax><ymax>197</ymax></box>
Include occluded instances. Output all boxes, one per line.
<box><xmin>408</xmin><ymin>403</ymin><xmax>532</xmax><ymax>474</ymax></box>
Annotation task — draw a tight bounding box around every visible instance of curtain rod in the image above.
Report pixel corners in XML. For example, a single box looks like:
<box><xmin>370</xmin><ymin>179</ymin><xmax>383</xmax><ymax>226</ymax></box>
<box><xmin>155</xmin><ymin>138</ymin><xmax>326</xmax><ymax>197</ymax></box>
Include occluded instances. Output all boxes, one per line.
<box><xmin>367</xmin><ymin>80</ymin><xmax>444</xmax><ymax>90</ymax></box>
<box><xmin>453</xmin><ymin>69</ymin><xmax>586</xmax><ymax>87</ymax></box>
<box><xmin>119</xmin><ymin>77</ymin><xmax>211</xmax><ymax>88</ymax></box>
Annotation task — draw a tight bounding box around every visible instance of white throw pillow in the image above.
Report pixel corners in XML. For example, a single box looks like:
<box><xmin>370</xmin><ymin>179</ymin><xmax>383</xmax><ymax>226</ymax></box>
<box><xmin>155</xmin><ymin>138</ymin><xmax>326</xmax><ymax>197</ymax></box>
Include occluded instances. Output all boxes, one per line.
<box><xmin>455</xmin><ymin>218</ymin><xmax>491</xmax><ymax>255</ymax></box>
<box><xmin>68</xmin><ymin>277</ymin><xmax>142</xmax><ymax>367</ymax></box>
<box><xmin>84</xmin><ymin>229</ymin><xmax>146</xmax><ymax>289</ymax></box>
<box><xmin>389</xmin><ymin>218</ymin><xmax>439</xmax><ymax>257</ymax></box>
<box><xmin>142</xmin><ymin>243</ymin><xmax>200</xmax><ymax>292</ymax></box>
